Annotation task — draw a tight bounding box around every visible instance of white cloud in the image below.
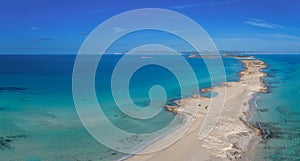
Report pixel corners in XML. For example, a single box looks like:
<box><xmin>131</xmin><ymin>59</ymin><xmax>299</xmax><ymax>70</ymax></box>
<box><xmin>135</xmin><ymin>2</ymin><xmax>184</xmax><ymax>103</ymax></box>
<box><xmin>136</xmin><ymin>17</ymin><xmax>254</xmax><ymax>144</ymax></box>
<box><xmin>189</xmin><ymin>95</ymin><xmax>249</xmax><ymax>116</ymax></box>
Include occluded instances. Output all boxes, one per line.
<box><xmin>266</xmin><ymin>34</ymin><xmax>300</xmax><ymax>40</ymax></box>
<box><xmin>169</xmin><ymin>3</ymin><xmax>202</xmax><ymax>9</ymax></box>
<box><xmin>169</xmin><ymin>0</ymin><xmax>239</xmax><ymax>9</ymax></box>
<box><xmin>244</xmin><ymin>19</ymin><xmax>284</xmax><ymax>29</ymax></box>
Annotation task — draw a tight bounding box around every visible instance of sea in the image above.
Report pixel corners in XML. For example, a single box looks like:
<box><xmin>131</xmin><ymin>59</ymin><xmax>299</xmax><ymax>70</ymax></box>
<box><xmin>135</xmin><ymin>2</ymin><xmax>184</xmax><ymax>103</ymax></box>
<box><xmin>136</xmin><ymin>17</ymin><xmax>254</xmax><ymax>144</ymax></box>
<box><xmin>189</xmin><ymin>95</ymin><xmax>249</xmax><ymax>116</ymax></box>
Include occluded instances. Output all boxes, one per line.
<box><xmin>251</xmin><ymin>54</ymin><xmax>300</xmax><ymax>161</ymax></box>
<box><xmin>0</xmin><ymin>54</ymin><xmax>299</xmax><ymax>160</ymax></box>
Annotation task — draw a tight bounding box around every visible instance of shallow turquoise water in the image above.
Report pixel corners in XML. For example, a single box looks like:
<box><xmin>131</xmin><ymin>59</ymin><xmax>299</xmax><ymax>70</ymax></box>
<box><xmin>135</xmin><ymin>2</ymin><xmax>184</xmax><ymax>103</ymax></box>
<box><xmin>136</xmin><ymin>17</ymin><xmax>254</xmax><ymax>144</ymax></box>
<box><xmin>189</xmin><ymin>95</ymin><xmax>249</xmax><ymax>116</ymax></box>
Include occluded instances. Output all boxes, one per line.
<box><xmin>0</xmin><ymin>54</ymin><xmax>241</xmax><ymax>160</ymax></box>
<box><xmin>251</xmin><ymin>54</ymin><xmax>300</xmax><ymax>161</ymax></box>
<box><xmin>3</xmin><ymin>54</ymin><xmax>300</xmax><ymax>160</ymax></box>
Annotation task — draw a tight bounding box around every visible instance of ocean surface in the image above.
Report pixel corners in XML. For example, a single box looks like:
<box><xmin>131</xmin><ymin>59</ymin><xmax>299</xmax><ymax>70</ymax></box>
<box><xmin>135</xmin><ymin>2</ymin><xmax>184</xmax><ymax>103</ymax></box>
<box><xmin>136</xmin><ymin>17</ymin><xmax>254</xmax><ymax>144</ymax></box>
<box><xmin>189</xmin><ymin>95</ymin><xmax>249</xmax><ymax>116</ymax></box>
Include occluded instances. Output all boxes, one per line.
<box><xmin>1</xmin><ymin>54</ymin><xmax>299</xmax><ymax>160</ymax></box>
<box><xmin>0</xmin><ymin>54</ymin><xmax>241</xmax><ymax>161</ymax></box>
<box><xmin>251</xmin><ymin>54</ymin><xmax>300</xmax><ymax>161</ymax></box>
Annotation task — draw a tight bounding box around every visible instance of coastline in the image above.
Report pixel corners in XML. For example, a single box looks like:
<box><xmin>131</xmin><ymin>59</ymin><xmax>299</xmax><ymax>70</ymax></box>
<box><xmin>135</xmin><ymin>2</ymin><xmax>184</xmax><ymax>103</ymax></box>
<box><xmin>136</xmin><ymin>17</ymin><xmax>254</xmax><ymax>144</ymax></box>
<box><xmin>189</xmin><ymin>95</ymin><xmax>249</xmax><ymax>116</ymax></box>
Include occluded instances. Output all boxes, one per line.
<box><xmin>124</xmin><ymin>58</ymin><xmax>267</xmax><ymax>161</ymax></box>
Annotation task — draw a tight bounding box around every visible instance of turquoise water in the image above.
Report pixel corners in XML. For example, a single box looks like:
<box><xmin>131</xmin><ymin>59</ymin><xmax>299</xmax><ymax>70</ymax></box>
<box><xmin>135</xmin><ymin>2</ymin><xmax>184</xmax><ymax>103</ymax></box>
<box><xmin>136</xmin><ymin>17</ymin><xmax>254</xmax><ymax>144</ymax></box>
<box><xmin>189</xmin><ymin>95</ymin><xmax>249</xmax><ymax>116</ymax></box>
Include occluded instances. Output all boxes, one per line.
<box><xmin>2</xmin><ymin>54</ymin><xmax>300</xmax><ymax>160</ymax></box>
<box><xmin>0</xmin><ymin>54</ymin><xmax>241</xmax><ymax>161</ymax></box>
<box><xmin>251</xmin><ymin>54</ymin><xmax>300</xmax><ymax>161</ymax></box>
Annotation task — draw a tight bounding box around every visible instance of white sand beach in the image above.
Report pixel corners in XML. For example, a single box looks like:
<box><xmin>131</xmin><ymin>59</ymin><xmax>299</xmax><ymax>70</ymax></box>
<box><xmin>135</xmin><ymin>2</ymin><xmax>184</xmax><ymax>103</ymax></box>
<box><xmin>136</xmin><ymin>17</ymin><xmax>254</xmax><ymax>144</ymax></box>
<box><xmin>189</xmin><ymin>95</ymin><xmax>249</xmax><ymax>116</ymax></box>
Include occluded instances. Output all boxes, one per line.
<box><xmin>125</xmin><ymin>59</ymin><xmax>267</xmax><ymax>161</ymax></box>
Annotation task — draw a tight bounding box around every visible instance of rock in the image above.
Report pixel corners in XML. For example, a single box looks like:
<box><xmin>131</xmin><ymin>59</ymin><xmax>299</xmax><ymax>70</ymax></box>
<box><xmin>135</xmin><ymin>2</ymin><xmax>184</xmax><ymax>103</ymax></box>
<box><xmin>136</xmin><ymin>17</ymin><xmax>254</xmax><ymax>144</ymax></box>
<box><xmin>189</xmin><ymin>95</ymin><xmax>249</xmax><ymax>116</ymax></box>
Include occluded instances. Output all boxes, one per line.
<box><xmin>164</xmin><ymin>105</ymin><xmax>178</xmax><ymax>114</ymax></box>
<box><xmin>0</xmin><ymin>137</ymin><xmax>11</xmax><ymax>149</ymax></box>
<box><xmin>256</xmin><ymin>108</ymin><xmax>268</xmax><ymax>112</ymax></box>
<box><xmin>7</xmin><ymin>134</ymin><xmax>26</xmax><ymax>139</ymax></box>
<box><xmin>226</xmin><ymin>143</ymin><xmax>244</xmax><ymax>161</ymax></box>
<box><xmin>256</xmin><ymin>123</ymin><xmax>272</xmax><ymax>139</ymax></box>
<box><xmin>0</xmin><ymin>134</ymin><xmax>27</xmax><ymax>150</ymax></box>
<box><xmin>5</xmin><ymin>139</ymin><xmax>11</xmax><ymax>142</ymax></box>
<box><xmin>0</xmin><ymin>87</ymin><xmax>27</xmax><ymax>92</ymax></box>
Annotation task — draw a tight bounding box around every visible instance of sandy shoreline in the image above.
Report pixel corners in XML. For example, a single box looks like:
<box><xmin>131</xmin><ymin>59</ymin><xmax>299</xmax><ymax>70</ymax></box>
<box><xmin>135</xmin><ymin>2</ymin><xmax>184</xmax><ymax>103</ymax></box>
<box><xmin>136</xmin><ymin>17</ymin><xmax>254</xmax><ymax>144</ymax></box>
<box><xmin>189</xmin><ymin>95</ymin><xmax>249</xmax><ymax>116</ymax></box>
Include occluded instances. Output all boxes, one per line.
<box><xmin>124</xmin><ymin>58</ymin><xmax>267</xmax><ymax>161</ymax></box>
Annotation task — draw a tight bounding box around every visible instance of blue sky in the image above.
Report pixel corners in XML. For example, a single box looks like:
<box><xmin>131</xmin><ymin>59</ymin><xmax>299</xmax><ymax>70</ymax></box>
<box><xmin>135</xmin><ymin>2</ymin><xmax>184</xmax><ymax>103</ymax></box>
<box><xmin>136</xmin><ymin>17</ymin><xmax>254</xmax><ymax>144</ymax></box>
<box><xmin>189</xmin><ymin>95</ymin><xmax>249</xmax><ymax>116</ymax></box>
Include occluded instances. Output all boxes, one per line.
<box><xmin>1</xmin><ymin>0</ymin><xmax>300</xmax><ymax>54</ymax></box>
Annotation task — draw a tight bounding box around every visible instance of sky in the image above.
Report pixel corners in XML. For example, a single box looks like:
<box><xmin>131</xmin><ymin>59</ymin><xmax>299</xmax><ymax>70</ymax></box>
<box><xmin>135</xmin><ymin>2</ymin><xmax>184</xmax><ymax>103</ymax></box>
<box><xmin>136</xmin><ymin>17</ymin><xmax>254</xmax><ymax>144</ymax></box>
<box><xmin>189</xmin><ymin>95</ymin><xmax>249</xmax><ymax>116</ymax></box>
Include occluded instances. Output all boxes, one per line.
<box><xmin>1</xmin><ymin>0</ymin><xmax>300</xmax><ymax>54</ymax></box>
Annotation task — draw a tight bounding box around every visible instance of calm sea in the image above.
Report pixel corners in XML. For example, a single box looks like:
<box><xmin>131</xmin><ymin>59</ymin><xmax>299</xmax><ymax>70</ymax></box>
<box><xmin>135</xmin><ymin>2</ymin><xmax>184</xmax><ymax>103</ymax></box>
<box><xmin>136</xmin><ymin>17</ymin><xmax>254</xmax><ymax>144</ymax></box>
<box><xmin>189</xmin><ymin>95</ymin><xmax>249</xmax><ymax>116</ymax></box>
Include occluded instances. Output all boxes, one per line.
<box><xmin>2</xmin><ymin>54</ymin><xmax>299</xmax><ymax>160</ymax></box>
<box><xmin>251</xmin><ymin>54</ymin><xmax>300</xmax><ymax>161</ymax></box>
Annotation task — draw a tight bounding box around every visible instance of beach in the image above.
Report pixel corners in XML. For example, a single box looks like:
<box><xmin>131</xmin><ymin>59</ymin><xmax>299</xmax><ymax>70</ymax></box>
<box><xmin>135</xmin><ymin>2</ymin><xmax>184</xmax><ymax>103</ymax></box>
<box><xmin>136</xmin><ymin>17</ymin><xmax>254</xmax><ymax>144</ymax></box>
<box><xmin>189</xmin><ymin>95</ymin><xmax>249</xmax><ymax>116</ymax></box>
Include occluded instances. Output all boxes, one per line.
<box><xmin>125</xmin><ymin>58</ymin><xmax>267</xmax><ymax>161</ymax></box>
